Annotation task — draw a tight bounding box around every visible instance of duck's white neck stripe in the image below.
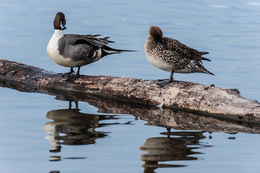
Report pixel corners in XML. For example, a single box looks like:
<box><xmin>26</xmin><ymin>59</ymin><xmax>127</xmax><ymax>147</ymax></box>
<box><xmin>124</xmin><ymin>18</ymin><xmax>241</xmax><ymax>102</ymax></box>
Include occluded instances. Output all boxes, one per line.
<box><xmin>54</xmin><ymin>29</ymin><xmax>63</xmax><ymax>35</ymax></box>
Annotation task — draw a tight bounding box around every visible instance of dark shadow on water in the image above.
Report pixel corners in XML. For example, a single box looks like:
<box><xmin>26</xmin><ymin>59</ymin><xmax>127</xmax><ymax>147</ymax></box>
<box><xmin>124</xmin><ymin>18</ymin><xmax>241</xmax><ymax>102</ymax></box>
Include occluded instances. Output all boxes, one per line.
<box><xmin>140</xmin><ymin>129</ymin><xmax>208</xmax><ymax>173</ymax></box>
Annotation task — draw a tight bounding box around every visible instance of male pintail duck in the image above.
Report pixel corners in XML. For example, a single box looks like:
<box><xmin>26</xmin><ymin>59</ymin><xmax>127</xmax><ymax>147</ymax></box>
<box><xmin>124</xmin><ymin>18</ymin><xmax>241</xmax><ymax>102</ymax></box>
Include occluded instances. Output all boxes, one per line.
<box><xmin>47</xmin><ymin>12</ymin><xmax>131</xmax><ymax>77</ymax></box>
<box><xmin>144</xmin><ymin>25</ymin><xmax>214</xmax><ymax>82</ymax></box>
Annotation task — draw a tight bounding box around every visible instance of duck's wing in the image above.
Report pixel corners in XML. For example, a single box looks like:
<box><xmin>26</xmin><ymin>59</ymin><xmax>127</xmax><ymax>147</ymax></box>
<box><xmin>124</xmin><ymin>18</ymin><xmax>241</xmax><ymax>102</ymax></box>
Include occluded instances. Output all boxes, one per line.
<box><xmin>163</xmin><ymin>37</ymin><xmax>210</xmax><ymax>61</ymax></box>
<box><xmin>64</xmin><ymin>34</ymin><xmax>114</xmax><ymax>48</ymax></box>
<box><xmin>156</xmin><ymin>49</ymin><xmax>191</xmax><ymax>70</ymax></box>
<box><xmin>64</xmin><ymin>34</ymin><xmax>133</xmax><ymax>53</ymax></box>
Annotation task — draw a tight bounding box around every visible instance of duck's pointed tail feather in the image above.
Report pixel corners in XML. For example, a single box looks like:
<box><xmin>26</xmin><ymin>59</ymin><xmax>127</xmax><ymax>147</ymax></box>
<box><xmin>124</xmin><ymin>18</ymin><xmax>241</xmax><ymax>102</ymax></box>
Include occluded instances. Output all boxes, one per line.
<box><xmin>103</xmin><ymin>45</ymin><xmax>136</xmax><ymax>53</ymax></box>
<box><xmin>199</xmin><ymin>51</ymin><xmax>209</xmax><ymax>55</ymax></box>
<box><xmin>204</xmin><ymin>69</ymin><xmax>215</xmax><ymax>75</ymax></box>
<box><xmin>200</xmin><ymin>56</ymin><xmax>211</xmax><ymax>61</ymax></box>
<box><xmin>201</xmin><ymin>66</ymin><xmax>214</xmax><ymax>75</ymax></box>
<box><xmin>196</xmin><ymin>62</ymin><xmax>214</xmax><ymax>75</ymax></box>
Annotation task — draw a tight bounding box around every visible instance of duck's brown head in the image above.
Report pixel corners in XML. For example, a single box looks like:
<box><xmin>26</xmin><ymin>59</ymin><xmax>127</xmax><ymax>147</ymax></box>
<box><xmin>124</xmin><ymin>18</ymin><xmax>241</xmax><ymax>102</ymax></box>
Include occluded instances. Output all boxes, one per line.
<box><xmin>53</xmin><ymin>12</ymin><xmax>66</xmax><ymax>30</ymax></box>
<box><xmin>149</xmin><ymin>25</ymin><xmax>163</xmax><ymax>42</ymax></box>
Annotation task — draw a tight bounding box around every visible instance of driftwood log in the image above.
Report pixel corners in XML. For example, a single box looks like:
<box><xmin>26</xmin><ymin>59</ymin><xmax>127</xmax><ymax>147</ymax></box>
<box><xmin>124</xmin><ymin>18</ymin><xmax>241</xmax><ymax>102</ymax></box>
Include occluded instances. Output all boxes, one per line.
<box><xmin>0</xmin><ymin>58</ymin><xmax>260</xmax><ymax>124</ymax></box>
<box><xmin>2</xmin><ymin>78</ymin><xmax>260</xmax><ymax>134</ymax></box>
<box><xmin>1</xmin><ymin>65</ymin><xmax>260</xmax><ymax>133</ymax></box>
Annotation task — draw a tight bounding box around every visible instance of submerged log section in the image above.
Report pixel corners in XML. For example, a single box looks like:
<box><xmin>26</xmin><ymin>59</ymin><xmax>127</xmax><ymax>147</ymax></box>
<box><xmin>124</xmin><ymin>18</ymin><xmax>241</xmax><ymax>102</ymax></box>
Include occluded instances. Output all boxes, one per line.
<box><xmin>0</xmin><ymin>58</ymin><xmax>260</xmax><ymax>122</ymax></box>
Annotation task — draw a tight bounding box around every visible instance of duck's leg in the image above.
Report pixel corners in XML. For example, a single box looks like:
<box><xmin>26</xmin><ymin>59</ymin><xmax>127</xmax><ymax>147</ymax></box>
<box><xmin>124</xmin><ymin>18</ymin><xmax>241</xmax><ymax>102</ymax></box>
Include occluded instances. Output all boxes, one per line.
<box><xmin>69</xmin><ymin>100</ymin><xmax>72</xmax><ymax>109</ymax></box>
<box><xmin>167</xmin><ymin>127</ymin><xmax>171</xmax><ymax>139</ymax></box>
<box><xmin>65</xmin><ymin>67</ymin><xmax>81</xmax><ymax>81</ymax></box>
<box><xmin>69</xmin><ymin>67</ymin><xmax>75</xmax><ymax>74</ymax></box>
<box><xmin>62</xmin><ymin>67</ymin><xmax>75</xmax><ymax>77</ymax></box>
<box><xmin>156</xmin><ymin>70</ymin><xmax>174</xmax><ymax>87</ymax></box>
<box><xmin>75</xmin><ymin>101</ymin><xmax>79</xmax><ymax>111</ymax></box>
<box><xmin>76</xmin><ymin>66</ymin><xmax>81</xmax><ymax>76</ymax></box>
<box><xmin>65</xmin><ymin>67</ymin><xmax>74</xmax><ymax>74</ymax></box>
<box><xmin>169</xmin><ymin>70</ymin><xmax>174</xmax><ymax>82</ymax></box>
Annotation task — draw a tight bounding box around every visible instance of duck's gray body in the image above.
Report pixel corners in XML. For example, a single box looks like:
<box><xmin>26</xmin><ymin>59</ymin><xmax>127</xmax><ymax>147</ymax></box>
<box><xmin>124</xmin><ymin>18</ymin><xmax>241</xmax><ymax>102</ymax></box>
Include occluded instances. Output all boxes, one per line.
<box><xmin>144</xmin><ymin>26</ymin><xmax>213</xmax><ymax>81</ymax></box>
<box><xmin>57</xmin><ymin>34</ymin><xmax>100</xmax><ymax>66</ymax></box>
<box><xmin>47</xmin><ymin>12</ymin><xmax>128</xmax><ymax>75</ymax></box>
<box><xmin>47</xmin><ymin>30</ymin><xmax>112</xmax><ymax>68</ymax></box>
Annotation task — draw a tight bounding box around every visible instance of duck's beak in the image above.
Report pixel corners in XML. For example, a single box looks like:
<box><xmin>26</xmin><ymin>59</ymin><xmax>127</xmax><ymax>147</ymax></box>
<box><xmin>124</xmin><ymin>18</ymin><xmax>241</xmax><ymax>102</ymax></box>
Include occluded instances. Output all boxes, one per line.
<box><xmin>61</xmin><ymin>25</ymin><xmax>66</xmax><ymax>30</ymax></box>
<box><xmin>61</xmin><ymin>19</ymin><xmax>66</xmax><ymax>30</ymax></box>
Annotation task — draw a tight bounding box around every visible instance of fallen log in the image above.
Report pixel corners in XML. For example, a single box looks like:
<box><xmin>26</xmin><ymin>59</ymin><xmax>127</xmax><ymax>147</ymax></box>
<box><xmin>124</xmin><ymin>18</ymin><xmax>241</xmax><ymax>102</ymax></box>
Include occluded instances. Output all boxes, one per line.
<box><xmin>0</xmin><ymin>58</ymin><xmax>260</xmax><ymax>123</ymax></box>
<box><xmin>1</xmin><ymin>74</ymin><xmax>260</xmax><ymax>133</ymax></box>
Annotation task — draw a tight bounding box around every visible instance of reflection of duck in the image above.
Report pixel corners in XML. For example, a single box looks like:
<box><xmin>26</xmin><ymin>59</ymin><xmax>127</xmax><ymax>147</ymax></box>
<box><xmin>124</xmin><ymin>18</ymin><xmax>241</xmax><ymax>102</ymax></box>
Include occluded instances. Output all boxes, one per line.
<box><xmin>140</xmin><ymin>130</ymin><xmax>207</xmax><ymax>173</ymax></box>
<box><xmin>44</xmin><ymin>101</ymin><xmax>119</xmax><ymax>152</ymax></box>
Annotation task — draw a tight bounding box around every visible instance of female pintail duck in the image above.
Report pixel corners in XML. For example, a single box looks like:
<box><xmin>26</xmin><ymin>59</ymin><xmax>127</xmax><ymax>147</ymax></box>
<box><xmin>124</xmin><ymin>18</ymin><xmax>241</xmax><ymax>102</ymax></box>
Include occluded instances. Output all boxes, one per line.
<box><xmin>144</xmin><ymin>25</ymin><xmax>214</xmax><ymax>82</ymax></box>
<box><xmin>47</xmin><ymin>12</ymin><xmax>131</xmax><ymax>77</ymax></box>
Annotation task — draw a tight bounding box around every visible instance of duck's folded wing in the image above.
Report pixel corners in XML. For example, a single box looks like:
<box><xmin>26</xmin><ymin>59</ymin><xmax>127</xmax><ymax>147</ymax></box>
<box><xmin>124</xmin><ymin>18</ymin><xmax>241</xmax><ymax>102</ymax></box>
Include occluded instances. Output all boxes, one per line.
<box><xmin>64</xmin><ymin>34</ymin><xmax>114</xmax><ymax>48</ymax></box>
<box><xmin>163</xmin><ymin>37</ymin><xmax>210</xmax><ymax>61</ymax></box>
<box><xmin>156</xmin><ymin>50</ymin><xmax>190</xmax><ymax>68</ymax></box>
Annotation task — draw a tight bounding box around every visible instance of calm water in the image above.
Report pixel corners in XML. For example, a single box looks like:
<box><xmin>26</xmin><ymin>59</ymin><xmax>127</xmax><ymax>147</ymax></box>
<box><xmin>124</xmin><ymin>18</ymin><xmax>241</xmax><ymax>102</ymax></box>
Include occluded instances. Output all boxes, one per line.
<box><xmin>0</xmin><ymin>0</ymin><xmax>260</xmax><ymax>172</ymax></box>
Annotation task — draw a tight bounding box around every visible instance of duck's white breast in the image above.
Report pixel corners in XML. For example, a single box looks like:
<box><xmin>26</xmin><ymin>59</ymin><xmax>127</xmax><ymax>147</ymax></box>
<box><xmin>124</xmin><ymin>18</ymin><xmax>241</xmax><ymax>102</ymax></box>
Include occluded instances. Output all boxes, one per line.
<box><xmin>47</xmin><ymin>30</ymin><xmax>80</xmax><ymax>67</ymax></box>
<box><xmin>146</xmin><ymin>53</ymin><xmax>173</xmax><ymax>72</ymax></box>
<box><xmin>144</xmin><ymin>39</ymin><xmax>173</xmax><ymax>72</ymax></box>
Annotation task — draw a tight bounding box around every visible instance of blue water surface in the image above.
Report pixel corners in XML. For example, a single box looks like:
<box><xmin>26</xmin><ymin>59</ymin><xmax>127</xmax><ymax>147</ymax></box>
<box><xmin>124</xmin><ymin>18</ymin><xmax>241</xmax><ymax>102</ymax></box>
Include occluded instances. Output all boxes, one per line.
<box><xmin>0</xmin><ymin>0</ymin><xmax>260</xmax><ymax>172</ymax></box>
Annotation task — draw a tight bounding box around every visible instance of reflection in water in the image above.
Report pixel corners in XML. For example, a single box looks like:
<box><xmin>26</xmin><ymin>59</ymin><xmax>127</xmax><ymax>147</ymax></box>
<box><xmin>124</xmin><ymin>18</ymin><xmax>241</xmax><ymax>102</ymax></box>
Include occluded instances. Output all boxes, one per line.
<box><xmin>140</xmin><ymin>129</ymin><xmax>208</xmax><ymax>173</ymax></box>
<box><xmin>1</xmin><ymin>79</ymin><xmax>260</xmax><ymax>134</ymax></box>
<box><xmin>49</xmin><ymin>171</ymin><xmax>60</xmax><ymax>173</ymax></box>
<box><xmin>44</xmin><ymin>101</ymin><xmax>121</xmax><ymax>158</ymax></box>
<box><xmin>1</xmin><ymin>80</ymin><xmax>260</xmax><ymax>172</ymax></box>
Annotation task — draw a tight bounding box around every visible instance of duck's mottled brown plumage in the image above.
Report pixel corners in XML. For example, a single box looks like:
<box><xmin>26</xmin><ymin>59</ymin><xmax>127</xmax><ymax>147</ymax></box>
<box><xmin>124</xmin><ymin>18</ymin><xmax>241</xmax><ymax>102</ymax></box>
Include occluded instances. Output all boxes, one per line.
<box><xmin>144</xmin><ymin>26</ymin><xmax>214</xmax><ymax>81</ymax></box>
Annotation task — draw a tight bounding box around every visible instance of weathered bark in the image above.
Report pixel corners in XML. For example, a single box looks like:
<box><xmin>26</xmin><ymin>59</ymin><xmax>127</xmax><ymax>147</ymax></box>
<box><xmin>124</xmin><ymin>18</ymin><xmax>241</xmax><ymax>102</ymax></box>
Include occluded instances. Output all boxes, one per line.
<box><xmin>1</xmin><ymin>58</ymin><xmax>260</xmax><ymax>123</ymax></box>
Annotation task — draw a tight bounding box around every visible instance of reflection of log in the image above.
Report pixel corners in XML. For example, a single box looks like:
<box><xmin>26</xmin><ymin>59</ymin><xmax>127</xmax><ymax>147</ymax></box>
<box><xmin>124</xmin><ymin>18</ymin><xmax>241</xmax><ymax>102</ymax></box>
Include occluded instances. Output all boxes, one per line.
<box><xmin>91</xmin><ymin>100</ymin><xmax>260</xmax><ymax>134</ymax></box>
<box><xmin>1</xmin><ymin>58</ymin><xmax>260</xmax><ymax>123</ymax></box>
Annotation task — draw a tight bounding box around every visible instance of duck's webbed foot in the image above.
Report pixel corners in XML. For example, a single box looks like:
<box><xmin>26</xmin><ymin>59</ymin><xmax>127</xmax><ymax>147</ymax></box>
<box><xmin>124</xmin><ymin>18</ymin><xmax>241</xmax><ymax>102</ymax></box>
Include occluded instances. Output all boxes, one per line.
<box><xmin>69</xmin><ymin>67</ymin><xmax>75</xmax><ymax>74</ymax></box>
<box><xmin>65</xmin><ymin>67</ymin><xmax>81</xmax><ymax>82</ymax></box>
<box><xmin>156</xmin><ymin>79</ymin><xmax>173</xmax><ymax>87</ymax></box>
<box><xmin>156</xmin><ymin>70</ymin><xmax>174</xmax><ymax>87</ymax></box>
<box><xmin>157</xmin><ymin>79</ymin><xmax>169</xmax><ymax>82</ymax></box>
<box><xmin>65</xmin><ymin>74</ymin><xmax>80</xmax><ymax>82</ymax></box>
